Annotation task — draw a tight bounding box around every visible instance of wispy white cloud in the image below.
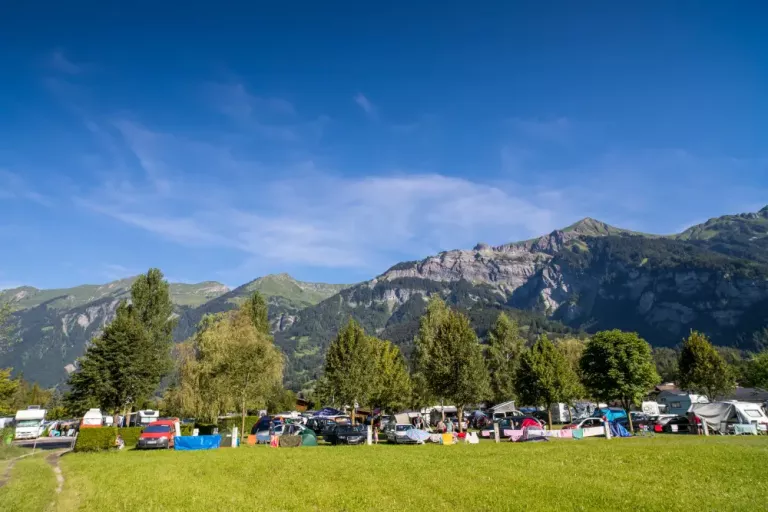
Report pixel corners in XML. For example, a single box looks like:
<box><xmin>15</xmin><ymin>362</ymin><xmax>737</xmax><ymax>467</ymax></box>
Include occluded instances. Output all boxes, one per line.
<box><xmin>354</xmin><ymin>93</ymin><xmax>377</xmax><ymax>120</ymax></box>
<box><xmin>48</xmin><ymin>49</ymin><xmax>83</xmax><ymax>74</ymax></box>
<box><xmin>0</xmin><ymin>170</ymin><xmax>53</xmax><ymax>207</ymax></box>
<box><xmin>75</xmin><ymin>122</ymin><xmax>564</xmax><ymax>270</ymax></box>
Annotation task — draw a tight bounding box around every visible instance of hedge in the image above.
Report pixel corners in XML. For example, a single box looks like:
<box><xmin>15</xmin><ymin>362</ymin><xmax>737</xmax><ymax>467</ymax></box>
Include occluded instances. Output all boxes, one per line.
<box><xmin>117</xmin><ymin>427</ymin><xmax>143</xmax><ymax>448</ymax></box>
<box><xmin>74</xmin><ymin>427</ymin><xmax>117</xmax><ymax>452</ymax></box>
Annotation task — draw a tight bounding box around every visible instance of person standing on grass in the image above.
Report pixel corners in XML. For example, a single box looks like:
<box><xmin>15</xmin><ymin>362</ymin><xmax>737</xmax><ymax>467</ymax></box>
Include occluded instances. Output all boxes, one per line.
<box><xmin>374</xmin><ymin>426</ymin><xmax>379</xmax><ymax>444</ymax></box>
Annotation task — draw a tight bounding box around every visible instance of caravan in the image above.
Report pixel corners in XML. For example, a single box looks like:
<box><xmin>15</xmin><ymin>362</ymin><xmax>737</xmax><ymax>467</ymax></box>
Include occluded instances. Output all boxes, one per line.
<box><xmin>691</xmin><ymin>401</ymin><xmax>768</xmax><ymax>434</ymax></box>
<box><xmin>129</xmin><ymin>410</ymin><xmax>160</xmax><ymax>426</ymax></box>
<box><xmin>14</xmin><ymin>406</ymin><xmax>47</xmax><ymax>440</ymax></box>
<box><xmin>549</xmin><ymin>403</ymin><xmax>575</xmax><ymax>423</ymax></box>
<box><xmin>80</xmin><ymin>409</ymin><xmax>104</xmax><ymax>428</ymax></box>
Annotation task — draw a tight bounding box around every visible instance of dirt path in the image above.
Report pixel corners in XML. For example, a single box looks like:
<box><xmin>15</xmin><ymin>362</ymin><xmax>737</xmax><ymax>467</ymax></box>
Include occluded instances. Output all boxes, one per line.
<box><xmin>45</xmin><ymin>451</ymin><xmax>66</xmax><ymax>495</ymax></box>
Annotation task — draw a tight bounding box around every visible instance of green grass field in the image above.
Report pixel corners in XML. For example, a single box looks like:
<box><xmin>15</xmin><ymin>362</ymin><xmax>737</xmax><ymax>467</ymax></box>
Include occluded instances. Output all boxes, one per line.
<box><xmin>39</xmin><ymin>436</ymin><xmax>766</xmax><ymax>512</ymax></box>
<box><xmin>0</xmin><ymin>454</ymin><xmax>56</xmax><ymax>512</ymax></box>
<box><xmin>0</xmin><ymin>437</ymin><xmax>765</xmax><ymax>511</ymax></box>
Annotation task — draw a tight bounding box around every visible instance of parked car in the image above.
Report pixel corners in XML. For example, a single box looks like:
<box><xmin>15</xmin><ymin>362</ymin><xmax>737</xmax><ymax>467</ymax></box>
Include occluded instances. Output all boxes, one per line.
<box><xmin>386</xmin><ymin>424</ymin><xmax>419</xmax><ymax>444</ymax></box>
<box><xmin>562</xmin><ymin>417</ymin><xmax>605</xmax><ymax>430</ymax></box>
<box><xmin>650</xmin><ymin>414</ymin><xmax>679</xmax><ymax>433</ymax></box>
<box><xmin>662</xmin><ymin>416</ymin><xmax>692</xmax><ymax>434</ymax></box>
<box><xmin>479</xmin><ymin>416</ymin><xmax>542</xmax><ymax>438</ymax></box>
<box><xmin>136</xmin><ymin>423</ymin><xmax>175</xmax><ymax>449</ymax></box>
<box><xmin>327</xmin><ymin>424</ymin><xmax>367</xmax><ymax>445</ymax></box>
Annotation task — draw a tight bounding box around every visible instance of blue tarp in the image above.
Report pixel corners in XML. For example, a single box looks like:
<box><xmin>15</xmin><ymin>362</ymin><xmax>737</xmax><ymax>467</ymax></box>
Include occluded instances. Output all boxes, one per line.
<box><xmin>609</xmin><ymin>421</ymin><xmax>632</xmax><ymax>438</ymax></box>
<box><xmin>405</xmin><ymin>429</ymin><xmax>431</xmax><ymax>442</ymax></box>
<box><xmin>174</xmin><ymin>435</ymin><xmax>221</xmax><ymax>451</ymax></box>
<box><xmin>591</xmin><ymin>408</ymin><xmax>627</xmax><ymax>422</ymax></box>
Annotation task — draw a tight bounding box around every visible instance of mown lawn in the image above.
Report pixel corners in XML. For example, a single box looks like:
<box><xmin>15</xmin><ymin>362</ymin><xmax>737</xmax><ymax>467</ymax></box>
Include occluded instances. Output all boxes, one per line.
<box><xmin>52</xmin><ymin>436</ymin><xmax>768</xmax><ymax>512</ymax></box>
<box><xmin>0</xmin><ymin>455</ymin><xmax>56</xmax><ymax>512</ymax></box>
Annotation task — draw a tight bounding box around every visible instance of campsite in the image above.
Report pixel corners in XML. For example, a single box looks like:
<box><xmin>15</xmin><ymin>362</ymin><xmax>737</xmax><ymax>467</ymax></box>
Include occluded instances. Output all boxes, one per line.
<box><xmin>1</xmin><ymin>436</ymin><xmax>767</xmax><ymax>511</ymax></box>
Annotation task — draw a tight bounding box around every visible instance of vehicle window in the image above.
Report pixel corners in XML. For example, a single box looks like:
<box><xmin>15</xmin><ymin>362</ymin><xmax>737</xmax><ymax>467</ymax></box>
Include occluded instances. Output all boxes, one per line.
<box><xmin>670</xmin><ymin>401</ymin><xmax>682</xmax><ymax>409</ymax></box>
<box><xmin>744</xmin><ymin>410</ymin><xmax>762</xmax><ymax>418</ymax></box>
<box><xmin>395</xmin><ymin>425</ymin><xmax>411</xmax><ymax>432</ymax></box>
<box><xmin>143</xmin><ymin>425</ymin><xmax>171</xmax><ymax>433</ymax></box>
<box><xmin>16</xmin><ymin>420</ymin><xmax>40</xmax><ymax>427</ymax></box>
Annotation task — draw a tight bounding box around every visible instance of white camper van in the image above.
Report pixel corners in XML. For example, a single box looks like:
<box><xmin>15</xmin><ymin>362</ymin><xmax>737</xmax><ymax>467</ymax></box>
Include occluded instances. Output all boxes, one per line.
<box><xmin>14</xmin><ymin>406</ymin><xmax>47</xmax><ymax>440</ymax></box>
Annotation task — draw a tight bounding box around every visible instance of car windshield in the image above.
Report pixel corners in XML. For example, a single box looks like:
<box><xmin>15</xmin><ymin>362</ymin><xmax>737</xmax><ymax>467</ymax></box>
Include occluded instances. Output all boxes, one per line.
<box><xmin>339</xmin><ymin>425</ymin><xmax>364</xmax><ymax>434</ymax></box>
<box><xmin>143</xmin><ymin>425</ymin><xmax>171</xmax><ymax>433</ymax></box>
<box><xmin>395</xmin><ymin>425</ymin><xmax>411</xmax><ymax>432</ymax></box>
<box><xmin>16</xmin><ymin>420</ymin><xmax>40</xmax><ymax>427</ymax></box>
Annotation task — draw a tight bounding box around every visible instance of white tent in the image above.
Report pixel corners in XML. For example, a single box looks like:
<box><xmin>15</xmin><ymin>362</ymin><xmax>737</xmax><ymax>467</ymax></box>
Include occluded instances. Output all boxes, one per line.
<box><xmin>691</xmin><ymin>401</ymin><xmax>768</xmax><ymax>433</ymax></box>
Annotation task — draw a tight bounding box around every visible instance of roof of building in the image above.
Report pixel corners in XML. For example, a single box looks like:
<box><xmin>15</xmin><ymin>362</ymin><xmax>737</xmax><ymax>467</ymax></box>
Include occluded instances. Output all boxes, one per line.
<box><xmin>722</xmin><ymin>387</ymin><xmax>768</xmax><ymax>403</ymax></box>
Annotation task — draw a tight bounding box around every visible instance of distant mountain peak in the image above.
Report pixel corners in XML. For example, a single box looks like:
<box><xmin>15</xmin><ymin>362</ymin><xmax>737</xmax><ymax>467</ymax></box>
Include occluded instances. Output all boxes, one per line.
<box><xmin>562</xmin><ymin>217</ymin><xmax>624</xmax><ymax>236</ymax></box>
<box><xmin>760</xmin><ymin>205</ymin><xmax>768</xmax><ymax>215</ymax></box>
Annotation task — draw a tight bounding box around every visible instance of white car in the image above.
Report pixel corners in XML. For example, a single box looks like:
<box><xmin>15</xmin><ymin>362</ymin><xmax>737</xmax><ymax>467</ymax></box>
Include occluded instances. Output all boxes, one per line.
<box><xmin>562</xmin><ymin>417</ymin><xmax>605</xmax><ymax>430</ymax></box>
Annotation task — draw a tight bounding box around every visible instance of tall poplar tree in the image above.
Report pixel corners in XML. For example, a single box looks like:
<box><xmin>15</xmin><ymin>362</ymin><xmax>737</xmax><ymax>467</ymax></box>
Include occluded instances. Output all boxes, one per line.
<box><xmin>321</xmin><ymin>319</ymin><xmax>375</xmax><ymax>424</ymax></box>
<box><xmin>486</xmin><ymin>312</ymin><xmax>525</xmax><ymax>404</ymax></box>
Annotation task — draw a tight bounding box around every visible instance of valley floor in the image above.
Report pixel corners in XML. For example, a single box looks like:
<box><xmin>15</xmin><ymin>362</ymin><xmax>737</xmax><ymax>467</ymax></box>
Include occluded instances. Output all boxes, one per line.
<box><xmin>2</xmin><ymin>436</ymin><xmax>767</xmax><ymax>511</ymax></box>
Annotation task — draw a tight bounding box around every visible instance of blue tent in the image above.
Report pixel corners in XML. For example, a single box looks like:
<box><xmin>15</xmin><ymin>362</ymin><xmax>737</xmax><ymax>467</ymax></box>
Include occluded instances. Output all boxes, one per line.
<box><xmin>591</xmin><ymin>408</ymin><xmax>627</xmax><ymax>422</ymax></box>
<box><xmin>609</xmin><ymin>421</ymin><xmax>632</xmax><ymax>438</ymax></box>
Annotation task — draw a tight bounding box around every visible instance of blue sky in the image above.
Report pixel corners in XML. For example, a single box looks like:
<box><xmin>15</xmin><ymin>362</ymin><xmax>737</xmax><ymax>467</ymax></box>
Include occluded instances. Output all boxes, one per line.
<box><xmin>1</xmin><ymin>1</ymin><xmax>766</xmax><ymax>289</ymax></box>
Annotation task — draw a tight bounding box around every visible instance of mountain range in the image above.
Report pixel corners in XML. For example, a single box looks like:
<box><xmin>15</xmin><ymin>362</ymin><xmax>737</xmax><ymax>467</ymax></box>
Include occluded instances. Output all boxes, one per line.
<box><xmin>2</xmin><ymin>206</ymin><xmax>767</xmax><ymax>391</ymax></box>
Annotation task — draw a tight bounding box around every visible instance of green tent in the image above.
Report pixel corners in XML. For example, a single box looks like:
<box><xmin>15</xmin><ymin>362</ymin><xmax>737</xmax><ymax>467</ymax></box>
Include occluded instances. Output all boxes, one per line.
<box><xmin>300</xmin><ymin>430</ymin><xmax>318</xmax><ymax>447</ymax></box>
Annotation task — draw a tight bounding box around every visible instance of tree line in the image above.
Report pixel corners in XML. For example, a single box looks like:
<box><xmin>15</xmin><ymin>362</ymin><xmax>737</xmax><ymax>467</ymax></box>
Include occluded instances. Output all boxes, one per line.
<box><xmin>0</xmin><ymin>269</ymin><xmax>286</xmax><ymax>435</ymax></box>
<box><xmin>2</xmin><ymin>274</ymin><xmax>768</xmax><ymax>430</ymax></box>
<box><xmin>317</xmin><ymin>295</ymin><xmax>768</xmax><ymax>432</ymax></box>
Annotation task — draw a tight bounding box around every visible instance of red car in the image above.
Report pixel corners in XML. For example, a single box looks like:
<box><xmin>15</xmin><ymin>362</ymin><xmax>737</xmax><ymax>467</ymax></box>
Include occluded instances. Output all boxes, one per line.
<box><xmin>136</xmin><ymin>420</ymin><xmax>178</xmax><ymax>449</ymax></box>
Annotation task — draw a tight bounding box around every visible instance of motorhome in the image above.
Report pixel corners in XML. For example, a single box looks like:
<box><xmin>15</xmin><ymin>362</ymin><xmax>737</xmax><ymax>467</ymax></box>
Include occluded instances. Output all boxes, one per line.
<box><xmin>14</xmin><ymin>407</ymin><xmax>47</xmax><ymax>440</ymax></box>
<box><xmin>129</xmin><ymin>410</ymin><xmax>160</xmax><ymax>426</ymax></box>
<box><xmin>80</xmin><ymin>409</ymin><xmax>104</xmax><ymax>428</ymax></box>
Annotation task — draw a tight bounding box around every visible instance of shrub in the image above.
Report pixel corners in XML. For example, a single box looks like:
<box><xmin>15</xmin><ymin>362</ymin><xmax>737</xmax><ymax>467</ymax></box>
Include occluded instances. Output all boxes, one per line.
<box><xmin>117</xmin><ymin>427</ymin><xmax>143</xmax><ymax>448</ymax></box>
<box><xmin>74</xmin><ymin>428</ymin><xmax>117</xmax><ymax>452</ymax></box>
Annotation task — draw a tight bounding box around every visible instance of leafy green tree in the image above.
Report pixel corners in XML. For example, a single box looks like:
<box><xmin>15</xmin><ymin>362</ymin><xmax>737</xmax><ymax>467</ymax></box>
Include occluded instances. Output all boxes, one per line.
<box><xmin>419</xmin><ymin>308</ymin><xmax>489</xmax><ymax>432</ymax></box>
<box><xmin>369</xmin><ymin>338</ymin><xmax>412</xmax><ymax>413</ymax></box>
<box><xmin>715</xmin><ymin>346</ymin><xmax>748</xmax><ymax>384</ymax></box>
<box><xmin>166</xmin><ymin>306</ymin><xmax>284</xmax><ymax>435</ymax></box>
<box><xmin>652</xmin><ymin>347</ymin><xmax>680</xmax><ymax>383</ymax></box>
<box><xmin>0</xmin><ymin>368</ymin><xmax>19</xmax><ymax>416</ymax></box>
<box><xmin>556</xmin><ymin>336</ymin><xmax>587</xmax><ymax>402</ymax></box>
<box><xmin>678</xmin><ymin>331</ymin><xmax>735</xmax><ymax>401</ymax></box>
<box><xmin>486</xmin><ymin>313</ymin><xmax>525</xmax><ymax>404</ymax></box>
<box><xmin>413</xmin><ymin>296</ymin><xmax>451</xmax><ymax>417</ymax></box>
<box><xmin>320</xmin><ymin>319</ymin><xmax>375</xmax><ymax>424</ymax></box>
<box><xmin>745</xmin><ymin>350</ymin><xmax>768</xmax><ymax>388</ymax></box>
<box><xmin>225</xmin><ymin>309</ymin><xmax>284</xmax><ymax>436</ymax></box>
<box><xmin>130</xmin><ymin>268</ymin><xmax>177</xmax><ymax>389</ymax></box>
<box><xmin>266</xmin><ymin>384</ymin><xmax>297</xmax><ymax>413</ymax></box>
<box><xmin>65</xmin><ymin>303</ymin><xmax>156</xmax><ymax>417</ymax></box>
<box><xmin>516</xmin><ymin>335</ymin><xmax>580</xmax><ymax>428</ymax></box>
<box><xmin>581</xmin><ymin>329</ymin><xmax>659</xmax><ymax>432</ymax></box>
<box><xmin>244</xmin><ymin>291</ymin><xmax>270</xmax><ymax>336</ymax></box>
